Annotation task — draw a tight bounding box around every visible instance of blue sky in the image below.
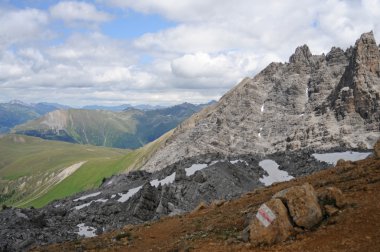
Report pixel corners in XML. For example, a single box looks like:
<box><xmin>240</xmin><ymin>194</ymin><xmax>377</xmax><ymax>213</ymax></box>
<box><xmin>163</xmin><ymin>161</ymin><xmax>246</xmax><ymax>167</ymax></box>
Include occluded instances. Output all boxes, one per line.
<box><xmin>1</xmin><ymin>0</ymin><xmax>380</xmax><ymax>106</ymax></box>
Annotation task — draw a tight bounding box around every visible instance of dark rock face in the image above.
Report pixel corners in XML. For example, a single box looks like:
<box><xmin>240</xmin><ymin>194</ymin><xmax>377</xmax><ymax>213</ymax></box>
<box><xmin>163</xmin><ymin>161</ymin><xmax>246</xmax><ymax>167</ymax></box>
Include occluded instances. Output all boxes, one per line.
<box><xmin>0</xmin><ymin>150</ymin><xmax>330</xmax><ymax>251</ymax></box>
<box><xmin>142</xmin><ymin>32</ymin><xmax>380</xmax><ymax>172</ymax></box>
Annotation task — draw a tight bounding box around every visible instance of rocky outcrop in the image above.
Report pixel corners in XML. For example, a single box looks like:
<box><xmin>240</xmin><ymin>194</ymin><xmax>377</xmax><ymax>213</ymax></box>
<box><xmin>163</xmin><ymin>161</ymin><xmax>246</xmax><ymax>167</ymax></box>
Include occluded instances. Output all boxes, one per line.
<box><xmin>249</xmin><ymin>199</ymin><xmax>294</xmax><ymax>246</ymax></box>
<box><xmin>248</xmin><ymin>184</ymin><xmax>345</xmax><ymax>246</ymax></box>
<box><xmin>273</xmin><ymin>183</ymin><xmax>322</xmax><ymax>229</ymax></box>
<box><xmin>318</xmin><ymin>186</ymin><xmax>346</xmax><ymax>209</ymax></box>
<box><xmin>142</xmin><ymin>32</ymin><xmax>380</xmax><ymax>172</ymax></box>
<box><xmin>330</xmin><ymin>31</ymin><xmax>380</xmax><ymax>123</ymax></box>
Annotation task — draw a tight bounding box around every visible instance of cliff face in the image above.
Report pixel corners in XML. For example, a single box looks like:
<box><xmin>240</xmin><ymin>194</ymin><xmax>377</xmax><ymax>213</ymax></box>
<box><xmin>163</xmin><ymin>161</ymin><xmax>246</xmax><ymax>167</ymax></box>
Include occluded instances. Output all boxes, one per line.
<box><xmin>142</xmin><ymin>32</ymin><xmax>380</xmax><ymax>172</ymax></box>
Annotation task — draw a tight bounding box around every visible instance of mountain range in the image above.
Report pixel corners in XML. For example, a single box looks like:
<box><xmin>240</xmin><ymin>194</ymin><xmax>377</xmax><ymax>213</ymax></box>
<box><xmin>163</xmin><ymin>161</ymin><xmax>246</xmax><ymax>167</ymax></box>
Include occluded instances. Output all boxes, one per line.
<box><xmin>0</xmin><ymin>32</ymin><xmax>380</xmax><ymax>251</ymax></box>
<box><xmin>141</xmin><ymin>31</ymin><xmax>380</xmax><ymax>172</ymax></box>
<box><xmin>0</xmin><ymin>101</ymin><xmax>69</xmax><ymax>133</ymax></box>
<box><xmin>12</xmin><ymin>102</ymin><xmax>211</xmax><ymax>149</ymax></box>
<box><xmin>82</xmin><ymin>104</ymin><xmax>167</xmax><ymax>111</ymax></box>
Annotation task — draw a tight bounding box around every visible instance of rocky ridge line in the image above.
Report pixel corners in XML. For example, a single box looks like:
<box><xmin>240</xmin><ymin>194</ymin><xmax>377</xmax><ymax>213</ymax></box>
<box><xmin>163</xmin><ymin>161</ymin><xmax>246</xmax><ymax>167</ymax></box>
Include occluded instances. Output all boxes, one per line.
<box><xmin>142</xmin><ymin>32</ymin><xmax>380</xmax><ymax>172</ymax></box>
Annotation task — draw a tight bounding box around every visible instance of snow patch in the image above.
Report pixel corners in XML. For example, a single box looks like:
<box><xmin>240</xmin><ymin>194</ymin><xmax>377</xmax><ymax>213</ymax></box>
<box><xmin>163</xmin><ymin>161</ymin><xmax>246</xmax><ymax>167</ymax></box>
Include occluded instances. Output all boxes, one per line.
<box><xmin>209</xmin><ymin>160</ymin><xmax>222</xmax><ymax>166</ymax></box>
<box><xmin>73</xmin><ymin>202</ymin><xmax>92</xmax><ymax>210</ymax></box>
<box><xmin>73</xmin><ymin>192</ymin><xmax>101</xmax><ymax>202</ymax></box>
<box><xmin>150</xmin><ymin>172</ymin><xmax>176</xmax><ymax>187</ymax></box>
<box><xmin>94</xmin><ymin>198</ymin><xmax>108</xmax><ymax>203</ymax></box>
<box><xmin>118</xmin><ymin>186</ymin><xmax>143</xmax><ymax>203</ymax></box>
<box><xmin>259</xmin><ymin>159</ymin><xmax>294</xmax><ymax>186</ymax></box>
<box><xmin>261</xmin><ymin>104</ymin><xmax>264</xmax><ymax>113</ymax></box>
<box><xmin>185</xmin><ymin>164</ymin><xmax>208</xmax><ymax>176</ymax></box>
<box><xmin>312</xmin><ymin>151</ymin><xmax>372</xmax><ymax>165</ymax></box>
<box><xmin>72</xmin><ymin>198</ymin><xmax>108</xmax><ymax>210</ymax></box>
<box><xmin>77</xmin><ymin>223</ymin><xmax>97</xmax><ymax>238</ymax></box>
<box><xmin>230</xmin><ymin>159</ymin><xmax>249</xmax><ymax>165</ymax></box>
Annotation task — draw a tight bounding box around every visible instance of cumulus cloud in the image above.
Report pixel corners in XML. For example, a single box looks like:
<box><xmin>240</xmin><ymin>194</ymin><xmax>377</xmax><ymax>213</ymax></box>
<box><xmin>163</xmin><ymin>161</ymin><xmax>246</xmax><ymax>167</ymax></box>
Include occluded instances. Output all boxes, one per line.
<box><xmin>168</xmin><ymin>52</ymin><xmax>261</xmax><ymax>89</ymax></box>
<box><xmin>50</xmin><ymin>1</ymin><xmax>112</xmax><ymax>25</ymax></box>
<box><xmin>2</xmin><ymin>1</ymin><xmax>380</xmax><ymax>106</ymax></box>
<box><xmin>0</xmin><ymin>8</ymin><xmax>50</xmax><ymax>48</ymax></box>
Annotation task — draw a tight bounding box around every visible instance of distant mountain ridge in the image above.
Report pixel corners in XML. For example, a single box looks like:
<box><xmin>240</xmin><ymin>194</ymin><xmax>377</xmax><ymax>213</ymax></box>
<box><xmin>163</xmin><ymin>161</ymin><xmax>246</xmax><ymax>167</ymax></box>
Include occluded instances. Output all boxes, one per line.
<box><xmin>82</xmin><ymin>104</ymin><xmax>167</xmax><ymax>111</ymax></box>
<box><xmin>13</xmin><ymin>102</ymin><xmax>212</xmax><ymax>149</ymax></box>
<box><xmin>141</xmin><ymin>31</ymin><xmax>380</xmax><ymax>172</ymax></box>
<box><xmin>0</xmin><ymin>101</ymin><xmax>68</xmax><ymax>133</ymax></box>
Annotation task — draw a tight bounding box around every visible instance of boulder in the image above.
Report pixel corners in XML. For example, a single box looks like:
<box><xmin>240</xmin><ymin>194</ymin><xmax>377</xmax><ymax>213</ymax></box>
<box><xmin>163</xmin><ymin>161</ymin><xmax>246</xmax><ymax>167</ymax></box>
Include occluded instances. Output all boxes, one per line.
<box><xmin>192</xmin><ymin>202</ymin><xmax>208</xmax><ymax>213</ymax></box>
<box><xmin>174</xmin><ymin>169</ymin><xmax>187</xmax><ymax>182</ymax></box>
<box><xmin>273</xmin><ymin>183</ymin><xmax>322</xmax><ymax>229</ymax></box>
<box><xmin>324</xmin><ymin>205</ymin><xmax>339</xmax><ymax>216</ymax></box>
<box><xmin>249</xmin><ymin>198</ymin><xmax>294</xmax><ymax>246</ymax></box>
<box><xmin>374</xmin><ymin>140</ymin><xmax>380</xmax><ymax>158</ymax></box>
<box><xmin>130</xmin><ymin>183</ymin><xmax>160</xmax><ymax>221</ymax></box>
<box><xmin>193</xmin><ymin>171</ymin><xmax>207</xmax><ymax>183</ymax></box>
<box><xmin>318</xmin><ymin>186</ymin><xmax>346</xmax><ymax>208</ymax></box>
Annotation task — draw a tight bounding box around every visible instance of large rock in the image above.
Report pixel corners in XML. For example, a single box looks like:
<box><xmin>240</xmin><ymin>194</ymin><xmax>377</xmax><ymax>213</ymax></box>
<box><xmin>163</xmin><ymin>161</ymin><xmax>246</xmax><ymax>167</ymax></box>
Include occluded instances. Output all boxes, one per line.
<box><xmin>375</xmin><ymin>140</ymin><xmax>380</xmax><ymax>158</ymax></box>
<box><xmin>249</xmin><ymin>198</ymin><xmax>294</xmax><ymax>245</ymax></box>
<box><xmin>318</xmin><ymin>186</ymin><xmax>346</xmax><ymax>209</ymax></box>
<box><xmin>129</xmin><ymin>183</ymin><xmax>160</xmax><ymax>221</ymax></box>
<box><xmin>273</xmin><ymin>183</ymin><xmax>322</xmax><ymax>229</ymax></box>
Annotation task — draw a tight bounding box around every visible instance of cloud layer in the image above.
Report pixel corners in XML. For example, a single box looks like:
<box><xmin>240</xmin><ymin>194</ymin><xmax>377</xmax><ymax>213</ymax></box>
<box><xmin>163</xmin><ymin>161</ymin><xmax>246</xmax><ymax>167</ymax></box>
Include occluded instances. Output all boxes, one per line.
<box><xmin>1</xmin><ymin>0</ymin><xmax>380</xmax><ymax>106</ymax></box>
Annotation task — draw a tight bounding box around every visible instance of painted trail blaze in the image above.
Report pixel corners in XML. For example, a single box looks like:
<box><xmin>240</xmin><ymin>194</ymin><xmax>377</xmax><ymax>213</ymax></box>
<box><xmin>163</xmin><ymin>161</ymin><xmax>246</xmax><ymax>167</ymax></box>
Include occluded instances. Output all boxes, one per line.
<box><xmin>256</xmin><ymin>203</ymin><xmax>276</xmax><ymax>227</ymax></box>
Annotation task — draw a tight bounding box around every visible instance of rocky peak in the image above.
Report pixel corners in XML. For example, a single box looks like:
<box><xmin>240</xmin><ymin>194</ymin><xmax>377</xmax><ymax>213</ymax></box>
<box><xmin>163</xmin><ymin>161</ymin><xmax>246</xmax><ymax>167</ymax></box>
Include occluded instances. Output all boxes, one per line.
<box><xmin>141</xmin><ymin>32</ymin><xmax>380</xmax><ymax>172</ymax></box>
<box><xmin>289</xmin><ymin>44</ymin><xmax>313</xmax><ymax>65</ymax></box>
<box><xmin>354</xmin><ymin>31</ymin><xmax>380</xmax><ymax>76</ymax></box>
<box><xmin>326</xmin><ymin>47</ymin><xmax>347</xmax><ymax>65</ymax></box>
<box><xmin>330</xmin><ymin>31</ymin><xmax>380</xmax><ymax>122</ymax></box>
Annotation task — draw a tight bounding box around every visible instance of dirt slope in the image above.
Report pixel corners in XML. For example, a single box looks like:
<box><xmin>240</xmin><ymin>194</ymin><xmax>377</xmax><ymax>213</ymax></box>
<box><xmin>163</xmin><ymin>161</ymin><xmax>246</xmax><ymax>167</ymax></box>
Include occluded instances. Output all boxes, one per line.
<box><xmin>34</xmin><ymin>150</ymin><xmax>380</xmax><ymax>252</ymax></box>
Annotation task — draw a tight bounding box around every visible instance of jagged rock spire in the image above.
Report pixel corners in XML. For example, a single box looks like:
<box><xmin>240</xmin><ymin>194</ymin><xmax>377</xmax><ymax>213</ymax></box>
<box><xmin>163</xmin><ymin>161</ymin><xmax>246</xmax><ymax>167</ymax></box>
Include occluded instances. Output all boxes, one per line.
<box><xmin>330</xmin><ymin>31</ymin><xmax>380</xmax><ymax>121</ymax></box>
<box><xmin>289</xmin><ymin>45</ymin><xmax>312</xmax><ymax>64</ymax></box>
<box><xmin>354</xmin><ymin>31</ymin><xmax>380</xmax><ymax>76</ymax></box>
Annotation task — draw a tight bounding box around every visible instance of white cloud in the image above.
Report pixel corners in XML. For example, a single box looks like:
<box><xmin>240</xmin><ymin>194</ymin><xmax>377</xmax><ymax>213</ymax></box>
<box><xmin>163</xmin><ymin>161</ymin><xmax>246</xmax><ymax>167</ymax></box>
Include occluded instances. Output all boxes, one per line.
<box><xmin>50</xmin><ymin>1</ymin><xmax>112</xmax><ymax>24</ymax></box>
<box><xmin>0</xmin><ymin>8</ymin><xmax>49</xmax><ymax>48</ymax></box>
<box><xmin>2</xmin><ymin>1</ymin><xmax>380</xmax><ymax>106</ymax></box>
<box><xmin>171</xmin><ymin>52</ymin><xmax>230</xmax><ymax>79</ymax></box>
<box><xmin>168</xmin><ymin>51</ymin><xmax>261</xmax><ymax>89</ymax></box>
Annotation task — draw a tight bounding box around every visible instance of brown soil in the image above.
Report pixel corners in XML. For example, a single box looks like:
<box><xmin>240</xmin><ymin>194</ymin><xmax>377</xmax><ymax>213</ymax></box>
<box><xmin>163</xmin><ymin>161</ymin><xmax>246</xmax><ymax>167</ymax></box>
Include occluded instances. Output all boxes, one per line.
<box><xmin>33</xmin><ymin>153</ymin><xmax>380</xmax><ymax>252</ymax></box>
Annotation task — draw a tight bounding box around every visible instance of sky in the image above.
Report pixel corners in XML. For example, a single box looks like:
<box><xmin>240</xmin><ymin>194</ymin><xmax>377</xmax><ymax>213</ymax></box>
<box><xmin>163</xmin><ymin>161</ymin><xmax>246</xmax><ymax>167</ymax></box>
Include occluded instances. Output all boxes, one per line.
<box><xmin>1</xmin><ymin>0</ymin><xmax>380</xmax><ymax>106</ymax></box>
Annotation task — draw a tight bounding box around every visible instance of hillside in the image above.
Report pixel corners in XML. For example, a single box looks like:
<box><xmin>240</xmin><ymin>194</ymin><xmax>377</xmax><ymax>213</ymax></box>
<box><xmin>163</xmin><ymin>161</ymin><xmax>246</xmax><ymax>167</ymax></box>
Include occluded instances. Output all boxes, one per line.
<box><xmin>0</xmin><ymin>101</ymin><xmax>67</xmax><ymax>133</ymax></box>
<box><xmin>0</xmin><ymin>134</ymin><xmax>132</xmax><ymax>207</ymax></box>
<box><xmin>34</xmin><ymin>143</ymin><xmax>380</xmax><ymax>251</ymax></box>
<box><xmin>12</xmin><ymin>103</ymin><xmax>207</xmax><ymax>149</ymax></box>
<box><xmin>0</xmin><ymin>132</ymin><xmax>174</xmax><ymax>209</ymax></box>
<box><xmin>142</xmin><ymin>32</ymin><xmax>380</xmax><ymax>172</ymax></box>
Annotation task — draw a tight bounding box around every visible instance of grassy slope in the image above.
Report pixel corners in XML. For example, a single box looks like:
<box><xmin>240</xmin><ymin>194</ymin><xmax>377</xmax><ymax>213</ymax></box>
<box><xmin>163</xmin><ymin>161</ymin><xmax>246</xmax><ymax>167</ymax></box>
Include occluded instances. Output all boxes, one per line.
<box><xmin>0</xmin><ymin>134</ymin><xmax>129</xmax><ymax>207</ymax></box>
<box><xmin>0</xmin><ymin>131</ymin><xmax>171</xmax><ymax>208</ymax></box>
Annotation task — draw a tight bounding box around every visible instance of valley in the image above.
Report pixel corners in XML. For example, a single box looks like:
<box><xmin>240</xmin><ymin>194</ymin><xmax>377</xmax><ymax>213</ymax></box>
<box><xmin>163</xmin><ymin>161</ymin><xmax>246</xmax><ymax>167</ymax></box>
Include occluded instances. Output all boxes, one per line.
<box><xmin>0</xmin><ymin>132</ymin><xmax>170</xmax><ymax>208</ymax></box>
<box><xmin>12</xmin><ymin>103</ymin><xmax>208</xmax><ymax>149</ymax></box>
